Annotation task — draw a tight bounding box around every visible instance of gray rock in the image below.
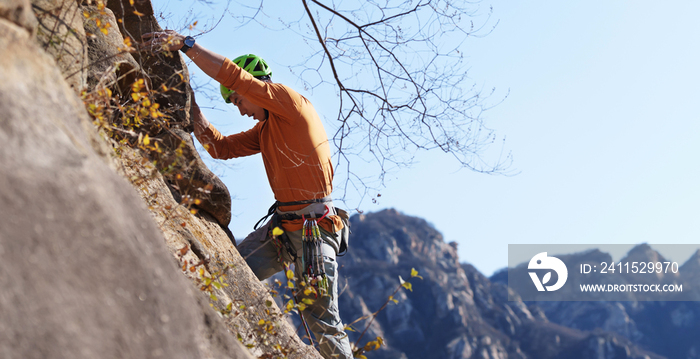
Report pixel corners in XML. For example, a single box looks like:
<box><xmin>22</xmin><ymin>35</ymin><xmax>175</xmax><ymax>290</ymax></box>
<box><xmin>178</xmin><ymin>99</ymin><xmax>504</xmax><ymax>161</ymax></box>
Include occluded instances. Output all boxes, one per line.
<box><xmin>0</xmin><ymin>17</ymin><xmax>251</xmax><ymax>358</ymax></box>
<box><xmin>0</xmin><ymin>0</ymin><xmax>37</xmax><ymax>34</ymax></box>
<box><xmin>83</xmin><ymin>5</ymin><xmax>142</xmax><ymax>94</ymax></box>
<box><xmin>108</xmin><ymin>0</ymin><xmax>193</xmax><ymax>133</ymax></box>
<box><xmin>152</xmin><ymin>128</ymin><xmax>232</xmax><ymax>228</ymax></box>
<box><xmin>32</xmin><ymin>0</ymin><xmax>88</xmax><ymax>90</ymax></box>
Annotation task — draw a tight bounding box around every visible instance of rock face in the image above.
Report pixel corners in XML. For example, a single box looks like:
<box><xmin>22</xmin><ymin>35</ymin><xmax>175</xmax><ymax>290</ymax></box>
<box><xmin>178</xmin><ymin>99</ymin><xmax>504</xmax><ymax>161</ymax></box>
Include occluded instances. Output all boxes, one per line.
<box><xmin>336</xmin><ymin>209</ymin><xmax>667</xmax><ymax>359</ymax></box>
<box><xmin>0</xmin><ymin>0</ymin><xmax>322</xmax><ymax>357</ymax></box>
<box><xmin>0</xmin><ymin>1</ymin><xmax>248</xmax><ymax>357</ymax></box>
<box><xmin>32</xmin><ymin>0</ymin><xmax>89</xmax><ymax>90</ymax></box>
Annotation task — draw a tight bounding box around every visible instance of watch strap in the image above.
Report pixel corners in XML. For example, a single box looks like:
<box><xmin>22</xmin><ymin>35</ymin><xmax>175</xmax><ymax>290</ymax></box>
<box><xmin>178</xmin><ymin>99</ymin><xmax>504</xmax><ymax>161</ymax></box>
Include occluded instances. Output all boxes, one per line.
<box><xmin>179</xmin><ymin>36</ymin><xmax>195</xmax><ymax>54</ymax></box>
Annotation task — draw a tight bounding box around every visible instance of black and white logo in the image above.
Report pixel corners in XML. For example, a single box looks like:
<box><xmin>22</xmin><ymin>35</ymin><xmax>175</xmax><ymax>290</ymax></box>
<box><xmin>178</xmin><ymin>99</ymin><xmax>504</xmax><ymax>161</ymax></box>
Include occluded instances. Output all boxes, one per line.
<box><xmin>528</xmin><ymin>252</ymin><xmax>568</xmax><ymax>291</ymax></box>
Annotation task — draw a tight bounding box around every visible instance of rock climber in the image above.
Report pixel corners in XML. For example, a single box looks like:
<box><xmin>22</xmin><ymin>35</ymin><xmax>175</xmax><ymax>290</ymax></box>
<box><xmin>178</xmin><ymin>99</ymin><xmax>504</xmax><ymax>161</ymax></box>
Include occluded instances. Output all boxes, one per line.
<box><xmin>141</xmin><ymin>30</ymin><xmax>353</xmax><ymax>359</ymax></box>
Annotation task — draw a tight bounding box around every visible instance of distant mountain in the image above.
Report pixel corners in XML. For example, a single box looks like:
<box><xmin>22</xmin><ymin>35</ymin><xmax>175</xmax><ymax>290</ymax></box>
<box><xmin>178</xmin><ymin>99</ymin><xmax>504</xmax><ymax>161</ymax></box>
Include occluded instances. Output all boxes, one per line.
<box><xmin>334</xmin><ymin>209</ymin><xmax>666</xmax><ymax>359</ymax></box>
<box><xmin>680</xmin><ymin>250</ymin><xmax>700</xmax><ymax>284</ymax></box>
<box><xmin>491</xmin><ymin>243</ymin><xmax>700</xmax><ymax>359</ymax></box>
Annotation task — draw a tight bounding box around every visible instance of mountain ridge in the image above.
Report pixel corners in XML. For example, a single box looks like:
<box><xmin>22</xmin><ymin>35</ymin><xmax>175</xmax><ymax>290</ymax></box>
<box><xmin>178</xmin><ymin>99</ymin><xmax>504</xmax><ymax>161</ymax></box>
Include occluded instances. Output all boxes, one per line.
<box><xmin>334</xmin><ymin>209</ymin><xmax>670</xmax><ymax>359</ymax></box>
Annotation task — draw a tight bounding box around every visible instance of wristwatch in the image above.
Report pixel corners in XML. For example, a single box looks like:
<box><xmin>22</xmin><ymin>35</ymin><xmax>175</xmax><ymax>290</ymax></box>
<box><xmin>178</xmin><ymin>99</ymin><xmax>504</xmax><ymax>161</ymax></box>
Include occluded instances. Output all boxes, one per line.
<box><xmin>179</xmin><ymin>36</ymin><xmax>195</xmax><ymax>54</ymax></box>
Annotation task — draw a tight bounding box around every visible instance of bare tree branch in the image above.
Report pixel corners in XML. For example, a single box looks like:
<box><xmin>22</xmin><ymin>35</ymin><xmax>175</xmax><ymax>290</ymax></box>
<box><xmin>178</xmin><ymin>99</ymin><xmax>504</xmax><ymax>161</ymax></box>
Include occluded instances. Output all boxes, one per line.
<box><xmin>180</xmin><ymin>0</ymin><xmax>513</xmax><ymax>205</ymax></box>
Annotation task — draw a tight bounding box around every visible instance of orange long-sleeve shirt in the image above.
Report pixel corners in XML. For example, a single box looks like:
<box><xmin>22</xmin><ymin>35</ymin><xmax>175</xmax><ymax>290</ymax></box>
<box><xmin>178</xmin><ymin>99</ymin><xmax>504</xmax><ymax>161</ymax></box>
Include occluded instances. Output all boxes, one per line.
<box><xmin>195</xmin><ymin>58</ymin><xmax>342</xmax><ymax>233</ymax></box>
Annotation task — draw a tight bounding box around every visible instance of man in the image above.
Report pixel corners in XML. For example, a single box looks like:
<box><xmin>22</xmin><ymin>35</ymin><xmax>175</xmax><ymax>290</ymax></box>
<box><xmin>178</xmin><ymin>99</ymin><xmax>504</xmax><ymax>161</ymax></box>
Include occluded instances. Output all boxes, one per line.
<box><xmin>141</xmin><ymin>31</ymin><xmax>353</xmax><ymax>359</ymax></box>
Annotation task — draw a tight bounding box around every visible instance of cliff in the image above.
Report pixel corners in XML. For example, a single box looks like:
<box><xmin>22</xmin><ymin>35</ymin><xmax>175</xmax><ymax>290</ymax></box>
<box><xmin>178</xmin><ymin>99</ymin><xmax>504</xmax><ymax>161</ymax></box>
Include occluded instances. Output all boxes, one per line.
<box><xmin>0</xmin><ymin>0</ymin><xmax>320</xmax><ymax>357</ymax></box>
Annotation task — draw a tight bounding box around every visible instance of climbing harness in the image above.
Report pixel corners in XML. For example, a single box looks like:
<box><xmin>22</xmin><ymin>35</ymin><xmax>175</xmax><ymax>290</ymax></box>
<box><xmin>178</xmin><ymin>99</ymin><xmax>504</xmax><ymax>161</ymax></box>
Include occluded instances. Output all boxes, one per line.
<box><xmin>253</xmin><ymin>196</ymin><xmax>333</xmax><ymax>230</ymax></box>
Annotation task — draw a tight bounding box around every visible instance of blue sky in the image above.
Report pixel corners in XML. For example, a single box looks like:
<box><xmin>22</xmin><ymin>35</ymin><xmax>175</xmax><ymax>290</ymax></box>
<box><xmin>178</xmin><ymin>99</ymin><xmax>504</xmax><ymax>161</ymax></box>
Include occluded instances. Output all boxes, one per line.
<box><xmin>154</xmin><ymin>0</ymin><xmax>700</xmax><ymax>276</ymax></box>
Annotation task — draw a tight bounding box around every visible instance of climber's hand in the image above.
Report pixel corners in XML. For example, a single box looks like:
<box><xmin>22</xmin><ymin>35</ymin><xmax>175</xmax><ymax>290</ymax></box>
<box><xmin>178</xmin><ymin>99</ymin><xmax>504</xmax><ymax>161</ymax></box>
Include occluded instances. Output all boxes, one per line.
<box><xmin>141</xmin><ymin>30</ymin><xmax>184</xmax><ymax>52</ymax></box>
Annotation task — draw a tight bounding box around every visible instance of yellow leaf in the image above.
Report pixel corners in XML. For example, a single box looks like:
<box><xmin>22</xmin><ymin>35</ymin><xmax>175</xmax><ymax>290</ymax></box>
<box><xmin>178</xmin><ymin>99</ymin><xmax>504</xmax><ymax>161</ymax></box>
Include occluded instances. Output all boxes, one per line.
<box><xmin>142</xmin><ymin>134</ymin><xmax>150</xmax><ymax>145</ymax></box>
<box><xmin>285</xmin><ymin>269</ymin><xmax>294</xmax><ymax>280</ymax></box>
<box><xmin>272</xmin><ymin>226</ymin><xmax>284</xmax><ymax>237</ymax></box>
<box><xmin>83</xmin><ymin>11</ymin><xmax>90</xmax><ymax>18</ymax></box>
<box><xmin>190</xmin><ymin>209</ymin><xmax>198</xmax><ymax>215</ymax></box>
<box><xmin>133</xmin><ymin>10</ymin><xmax>144</xmax><ymax>16</ymax></box>
<box><xmin>363</xmin><ymin>337</ymin><xmax>383</xmax><ymax>352</ymax></box>
<box><xmin>410</xmin><ymin>268</ymin><xmax>423</xmax><ymax>279</ymax></box>
<box><xmin>258</xmin><ymin>319</ymin><xmax>265</xmax><ymax>326</ymax></box>
<box><xmin>401</xmin><ymin>282</ymin><xmax>413</xmax><ymax>292</ymax></box>
<box><xmin>193</xmin><ymin>199</ymin><xmax>202</xmax><ymax>205</ymax></box>
<box><xmin>123</xmin><ymin>37</ymin><xmax>132</xmax><ymax>47</ymax></box>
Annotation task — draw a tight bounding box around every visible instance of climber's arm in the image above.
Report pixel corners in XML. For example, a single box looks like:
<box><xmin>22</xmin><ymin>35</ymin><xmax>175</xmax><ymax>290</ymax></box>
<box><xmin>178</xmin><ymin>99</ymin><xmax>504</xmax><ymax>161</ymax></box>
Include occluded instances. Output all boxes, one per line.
<box><xmin>188</xmin><ymin>91</ymin><xmax>261</xmax><ymax>159</ymax></box>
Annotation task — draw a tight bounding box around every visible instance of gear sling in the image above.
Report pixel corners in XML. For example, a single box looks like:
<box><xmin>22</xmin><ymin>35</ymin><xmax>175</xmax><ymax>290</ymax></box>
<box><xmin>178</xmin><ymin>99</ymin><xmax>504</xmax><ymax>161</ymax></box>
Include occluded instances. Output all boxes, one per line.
<box><xmin>254</xmin><ymin>196</ymin><xmax>350</xmax><ymax>265</ymax></box>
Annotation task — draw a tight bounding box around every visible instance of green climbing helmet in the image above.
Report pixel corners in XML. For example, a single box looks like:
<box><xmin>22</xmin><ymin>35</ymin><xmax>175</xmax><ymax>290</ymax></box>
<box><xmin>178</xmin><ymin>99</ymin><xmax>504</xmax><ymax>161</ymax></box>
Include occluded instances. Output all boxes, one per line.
<box><xmin>220</xmin><ymin>85</ymin><xmax>234</xmax><ymax>104</ymax></box>
<box><xmin>233</xmin><ymin>54</ymin><xmax>272</xmax><ymax>77</ymax></box>
<box><xmin>220</xmin><ymin>54</ymin><xmax>272</xmax><ymax>104</ymax></box>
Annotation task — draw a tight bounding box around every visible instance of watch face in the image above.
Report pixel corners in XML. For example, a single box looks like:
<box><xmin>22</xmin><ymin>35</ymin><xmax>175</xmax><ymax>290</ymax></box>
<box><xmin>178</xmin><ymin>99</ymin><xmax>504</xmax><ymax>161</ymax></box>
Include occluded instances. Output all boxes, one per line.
<box><xmin>184</xmin><ymin>36</ymin><xmax>195</xmax><ymax>47</ymax></box>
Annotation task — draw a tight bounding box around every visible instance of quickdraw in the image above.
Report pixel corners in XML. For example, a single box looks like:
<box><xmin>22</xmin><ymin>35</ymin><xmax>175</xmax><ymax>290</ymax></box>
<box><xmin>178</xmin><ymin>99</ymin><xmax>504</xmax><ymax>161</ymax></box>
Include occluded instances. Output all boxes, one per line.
<box><xmin>301</xmin><ymin>206</ymin><xmax>330</xmax><ymax>295</ymax></box>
